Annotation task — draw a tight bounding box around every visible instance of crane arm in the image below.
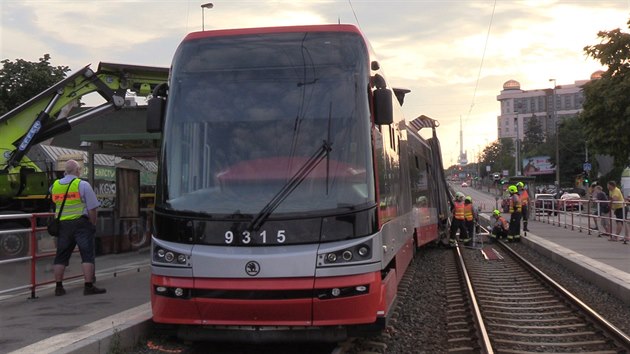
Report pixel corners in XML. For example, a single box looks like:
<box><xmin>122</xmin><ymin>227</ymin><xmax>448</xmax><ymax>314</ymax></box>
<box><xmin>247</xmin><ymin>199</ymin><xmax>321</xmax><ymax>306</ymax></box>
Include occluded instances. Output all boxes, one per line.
<box><xmin>0</xmin><ymin>62</ymin><xmax>169</xmax><ymax>173</ymax></box>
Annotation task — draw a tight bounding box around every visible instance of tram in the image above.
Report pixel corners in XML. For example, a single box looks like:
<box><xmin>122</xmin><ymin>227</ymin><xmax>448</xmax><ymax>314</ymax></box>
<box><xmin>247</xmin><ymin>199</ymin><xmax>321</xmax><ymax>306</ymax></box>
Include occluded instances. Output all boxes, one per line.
<box><xmin>147</xmin><ymin>24</ymin><xmax>451</xmax><ymax>342</ymax></box>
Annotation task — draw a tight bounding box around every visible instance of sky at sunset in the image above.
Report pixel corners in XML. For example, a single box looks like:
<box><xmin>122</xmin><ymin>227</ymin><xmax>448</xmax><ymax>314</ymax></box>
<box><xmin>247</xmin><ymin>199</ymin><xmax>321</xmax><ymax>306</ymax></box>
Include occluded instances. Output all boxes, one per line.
<box><xmin>1</xmin><ymin>0</ymin><xmax>628</xmax><ymax>167</ymax></box>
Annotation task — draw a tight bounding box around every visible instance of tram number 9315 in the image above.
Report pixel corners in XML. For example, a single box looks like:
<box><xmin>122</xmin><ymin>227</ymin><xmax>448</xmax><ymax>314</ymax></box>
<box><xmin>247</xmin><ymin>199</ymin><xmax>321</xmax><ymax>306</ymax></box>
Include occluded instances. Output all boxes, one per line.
<box><xmin>224</xmin><ymin>230</ymin><xmax>287</xmax><ymax>245</ymax></box>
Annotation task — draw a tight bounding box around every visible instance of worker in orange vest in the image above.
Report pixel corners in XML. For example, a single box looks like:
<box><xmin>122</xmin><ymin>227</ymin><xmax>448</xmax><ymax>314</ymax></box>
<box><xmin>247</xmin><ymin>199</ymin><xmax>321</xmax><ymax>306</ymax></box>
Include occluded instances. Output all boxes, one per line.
<box><xmin>449</xmin><ymin>192</ymin><xmax>468</xmax><ymax>246</ymax></box>
<box><xmin>507</xmin><ymin>185</ymin><xmax>522</xmax><ymax>242</ymax></box>
<box><xmin>463</xmin><ymin>196</ymin><xmax>476</xmax><ymax>245</ymax></box>
<box><xmin>489</xmin><ymin>209</ymin><xmax>509</xmax><ymax>242</ymax></box>
<box><xmin>517</xmin><ymin>181</ymin><xmax>530</xmax><ymax>232</ymax></box>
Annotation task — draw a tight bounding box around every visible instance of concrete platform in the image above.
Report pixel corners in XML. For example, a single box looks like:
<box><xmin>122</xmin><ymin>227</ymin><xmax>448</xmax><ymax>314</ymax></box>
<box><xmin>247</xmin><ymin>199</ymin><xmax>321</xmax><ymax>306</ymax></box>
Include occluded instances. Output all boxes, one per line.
<box><xmin>1</xmin><ymin>249</ymin><xmax>152</xmax><ymax>354</ymax></box>
<box><xmin>2</xmin><ymin>216</ymin><xmax>629</xmax><ymax>353</ymax></box>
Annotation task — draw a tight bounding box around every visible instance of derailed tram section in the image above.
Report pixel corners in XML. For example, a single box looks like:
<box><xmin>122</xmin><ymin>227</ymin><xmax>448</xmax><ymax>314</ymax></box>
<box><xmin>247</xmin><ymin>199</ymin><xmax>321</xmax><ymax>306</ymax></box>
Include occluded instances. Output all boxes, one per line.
<box><xmin>147</xmin><ymin>24</ymin><xmax>451</xmax><ymax>342</ymax></box>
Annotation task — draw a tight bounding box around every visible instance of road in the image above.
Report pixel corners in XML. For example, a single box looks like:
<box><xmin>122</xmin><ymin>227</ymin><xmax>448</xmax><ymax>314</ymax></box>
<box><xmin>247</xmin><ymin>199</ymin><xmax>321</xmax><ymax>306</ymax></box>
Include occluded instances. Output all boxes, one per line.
<box><xmin>451</xmin><ymin>182</ymin><xmax>504</xmax><ymax>215</ymax></box>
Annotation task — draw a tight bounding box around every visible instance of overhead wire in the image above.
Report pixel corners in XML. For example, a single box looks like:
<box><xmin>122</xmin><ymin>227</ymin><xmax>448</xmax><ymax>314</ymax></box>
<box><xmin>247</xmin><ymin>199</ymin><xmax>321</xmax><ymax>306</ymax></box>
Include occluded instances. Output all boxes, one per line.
<box><xmin>348</xmin><ymin>0</ymin><xmax>362</xmax><ymax>30</ymax></box>
<box><xmin>465</xmin><ymin>0</ymin><xmax>497</xmax><ymax>123</ymax></box>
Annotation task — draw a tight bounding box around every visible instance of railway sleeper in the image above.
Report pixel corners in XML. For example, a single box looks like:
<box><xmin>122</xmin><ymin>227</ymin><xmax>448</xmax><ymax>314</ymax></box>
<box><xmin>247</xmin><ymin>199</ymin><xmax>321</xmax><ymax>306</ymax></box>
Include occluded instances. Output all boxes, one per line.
<box><xmin>492</xmin><ymin>330</ymin><xmax>600</xmax><ymax>338</ymax></box>
<box><xmin>484</xmin><ymin>315</ymin><xmax>580</xmax><ymax>323</ymax></box>
<box><xmin>493</xmin><ymin>338</ymin><xmax>611</xmax><ymax>347</ymax></box>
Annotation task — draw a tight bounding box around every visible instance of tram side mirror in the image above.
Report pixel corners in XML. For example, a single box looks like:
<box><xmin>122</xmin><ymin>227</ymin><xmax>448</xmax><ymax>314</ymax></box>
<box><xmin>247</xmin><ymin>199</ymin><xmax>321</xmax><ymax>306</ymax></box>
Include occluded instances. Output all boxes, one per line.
<box><xmin>146</xmin><ymin>97</ymin><xmax>165</xmax><ymax>133</ymax></box>
<box><xmin>373</xmin><ymin>88</ymin><xmax>393</xmax><ymax>125</ymax></box>
<box><xmin>147</xmin><ymin>83</ymin><xmax>168</xmax><ymax>133</ymax></box>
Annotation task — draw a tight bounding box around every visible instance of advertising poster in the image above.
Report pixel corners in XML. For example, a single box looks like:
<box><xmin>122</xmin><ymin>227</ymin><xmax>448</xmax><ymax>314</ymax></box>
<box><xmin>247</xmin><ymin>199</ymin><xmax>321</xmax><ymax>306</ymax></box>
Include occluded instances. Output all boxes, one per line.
<box><xmin>522</xmin><ymin>156</ymin><xmax>555</xmax><ymax>176</ymax></box>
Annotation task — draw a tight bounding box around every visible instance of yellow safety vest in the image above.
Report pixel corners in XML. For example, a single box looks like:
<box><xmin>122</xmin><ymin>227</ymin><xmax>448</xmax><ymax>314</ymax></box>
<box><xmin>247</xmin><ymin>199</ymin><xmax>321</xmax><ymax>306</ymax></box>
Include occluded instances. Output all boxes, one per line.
<box><xmin>52</xmin><ymin>179</ymin><xmax>84</xmax><ymax>221</ymax></box>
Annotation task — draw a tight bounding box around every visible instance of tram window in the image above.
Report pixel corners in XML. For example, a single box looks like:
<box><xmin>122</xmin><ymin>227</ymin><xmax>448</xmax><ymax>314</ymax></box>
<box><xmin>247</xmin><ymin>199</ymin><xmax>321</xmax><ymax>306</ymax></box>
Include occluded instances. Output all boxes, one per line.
<box><xmin>389</xmin><ymin>126</ymin><xmax>395</xmax><ymax>150</ymax></box>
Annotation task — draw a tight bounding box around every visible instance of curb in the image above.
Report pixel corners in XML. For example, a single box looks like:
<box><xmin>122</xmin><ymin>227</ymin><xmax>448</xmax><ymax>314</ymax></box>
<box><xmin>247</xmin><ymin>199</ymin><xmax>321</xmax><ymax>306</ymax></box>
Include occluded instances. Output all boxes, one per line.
<box><xmin>10</xmin><ymin>303</ymin><xmax>152</xmax><ymax>354</ymax></box>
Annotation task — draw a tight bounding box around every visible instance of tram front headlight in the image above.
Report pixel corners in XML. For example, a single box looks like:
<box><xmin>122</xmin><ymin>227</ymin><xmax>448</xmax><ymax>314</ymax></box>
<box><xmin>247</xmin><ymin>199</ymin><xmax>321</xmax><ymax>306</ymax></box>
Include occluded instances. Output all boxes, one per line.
<box><xmin>319</xmin><ymin>240</ymin><xmax>373</xmax><ymax>266</ymax></box>
<box><xmin>358</xmin><ymin>245</ymin><xmax>370</xmax><ymax>257</ymax></box>
<box><xmin>342</xmin><ymin>250</ymin><xmax>353</xmax><ymax>261</ymax></box>
<box><xmin>156</xmin><ymin>286</ymin><xmax>167</xmax><ymax>293</ymax></box>
<box><xmin>152</xmin><ymin>246</ymin><xmax>190</xmax><ymax>267</ymax></box>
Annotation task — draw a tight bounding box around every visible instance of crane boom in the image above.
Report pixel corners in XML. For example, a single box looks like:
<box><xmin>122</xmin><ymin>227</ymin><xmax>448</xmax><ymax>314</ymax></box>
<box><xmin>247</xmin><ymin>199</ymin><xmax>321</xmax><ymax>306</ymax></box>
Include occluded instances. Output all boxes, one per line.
<box><xmin>0</xmin><ymin>61</ymin><xmax>167</xmax><ymax>259</ymax></box>
<box><xmin>0</xmin><ymin>62</ymin><xmax>168</xmax><ymax>174</ymax></box>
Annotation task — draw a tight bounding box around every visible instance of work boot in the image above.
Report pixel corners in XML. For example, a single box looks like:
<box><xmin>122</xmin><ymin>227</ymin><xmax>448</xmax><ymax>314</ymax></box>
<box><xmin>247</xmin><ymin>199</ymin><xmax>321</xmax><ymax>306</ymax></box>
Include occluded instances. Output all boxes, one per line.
<box><xmin>84</xmin><ymin>285</ymin><xmax>107</xmax><ymax>295</ymax></box>
<box><xmin>55</xmin><ymin>287</ymin><xmax>66</xmax><ymax>296</ymax></box>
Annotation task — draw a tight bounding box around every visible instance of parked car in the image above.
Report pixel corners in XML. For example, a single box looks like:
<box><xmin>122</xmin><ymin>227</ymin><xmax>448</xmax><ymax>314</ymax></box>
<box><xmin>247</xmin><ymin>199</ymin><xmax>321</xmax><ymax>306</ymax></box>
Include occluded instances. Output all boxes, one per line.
<box><xmin>534</xmin><ymin>193</ymin><xmax>555</xmax><ymax>214</ymax></box>
<box><xmin>557</xmin><ymin>193</ymin><xmax>581</xmax><ymax>212</ymax></box>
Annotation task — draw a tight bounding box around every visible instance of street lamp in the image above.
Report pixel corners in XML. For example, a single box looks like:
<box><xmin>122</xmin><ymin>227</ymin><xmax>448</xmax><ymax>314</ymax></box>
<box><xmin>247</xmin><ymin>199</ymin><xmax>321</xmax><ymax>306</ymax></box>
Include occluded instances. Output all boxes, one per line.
<box><xmin>201</xmin><ymin>2</ymin><xmax>213</xmax><ymax>31</ymax></box>
<box><xmin>514</xmin><ymin>114</ymin><xmax>520</xmax><ymax>176</ymax></box>
<box><xmin>549</xmin><ymin>78</ymin><xmax>559</xmax><ymax>188</ymax></box>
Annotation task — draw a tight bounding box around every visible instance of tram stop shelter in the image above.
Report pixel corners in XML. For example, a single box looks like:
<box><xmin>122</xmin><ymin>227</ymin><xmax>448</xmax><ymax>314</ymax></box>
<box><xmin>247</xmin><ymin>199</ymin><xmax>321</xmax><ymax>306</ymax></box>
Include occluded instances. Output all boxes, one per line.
<box><xmin>31</xmin><ymin>105</ymin><xmax>160</xmax><ymax>254</ymax></box>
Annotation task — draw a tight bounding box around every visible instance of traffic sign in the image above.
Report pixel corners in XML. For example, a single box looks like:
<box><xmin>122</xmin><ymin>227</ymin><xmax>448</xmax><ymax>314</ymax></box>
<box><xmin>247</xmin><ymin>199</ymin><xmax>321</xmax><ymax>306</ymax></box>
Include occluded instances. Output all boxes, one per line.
<box><xmin>583</xmin><ymin>162</ymin><xmax>592</xmax><ymax>171</ymax></box>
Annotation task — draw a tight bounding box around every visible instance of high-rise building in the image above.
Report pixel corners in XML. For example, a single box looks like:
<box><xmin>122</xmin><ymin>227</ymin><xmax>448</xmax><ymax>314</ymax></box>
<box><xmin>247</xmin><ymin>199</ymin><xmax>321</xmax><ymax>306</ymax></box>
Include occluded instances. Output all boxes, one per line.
<box><xmin>496</xmin><ymin>71</ymin><xmax>603</xmax><ymax>141</ymax></box>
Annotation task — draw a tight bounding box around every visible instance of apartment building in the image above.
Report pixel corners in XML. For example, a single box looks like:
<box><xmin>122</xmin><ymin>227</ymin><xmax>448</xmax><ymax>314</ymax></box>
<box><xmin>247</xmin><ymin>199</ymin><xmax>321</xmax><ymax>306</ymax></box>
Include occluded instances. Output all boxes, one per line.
<box><xmin>496</xmin><ymin>71</ymin><xmax>603</xmax><ymax>141</ymax></box>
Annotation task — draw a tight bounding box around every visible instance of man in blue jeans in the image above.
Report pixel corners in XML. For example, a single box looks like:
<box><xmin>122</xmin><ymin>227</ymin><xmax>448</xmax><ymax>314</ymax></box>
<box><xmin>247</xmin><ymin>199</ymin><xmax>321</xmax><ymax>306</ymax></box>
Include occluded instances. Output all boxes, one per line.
<box><xmin>51</xmin><ymin>159</ymin><xmax>106</xmax><ymax>296</ymax></box>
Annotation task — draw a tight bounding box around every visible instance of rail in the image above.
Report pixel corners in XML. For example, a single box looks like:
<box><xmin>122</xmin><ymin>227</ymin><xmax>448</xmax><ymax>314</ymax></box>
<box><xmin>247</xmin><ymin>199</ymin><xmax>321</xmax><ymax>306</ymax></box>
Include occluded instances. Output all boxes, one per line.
<box><xmin>498</xmin><ymin>240</ymin><xmax>630</xmax><ymax>351</ymax></box>
<box><xmin>532</xmin><ymin>197</ymin><xmax>629</xmax><ymax>242</ymax></box>
<box><xmin>454</xmin><ymin>242</ymin><xmax>494</xmax><ymax>353</ymax></box>
<box><xmin>0</xmin><ymin>213</ymin><xmax>84</xmax><ymax>298</ymax></box>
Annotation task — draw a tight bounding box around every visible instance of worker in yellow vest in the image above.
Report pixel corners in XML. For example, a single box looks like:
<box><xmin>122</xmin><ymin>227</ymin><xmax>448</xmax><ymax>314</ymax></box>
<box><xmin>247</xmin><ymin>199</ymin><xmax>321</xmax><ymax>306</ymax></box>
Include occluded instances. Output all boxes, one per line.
<box><xmin>449</xmin><ymin>192</ymin><xmax>468</xmax><ymax>246</ymax></box>
<box><xmin>507</xmin><ymin>185</ymin><xmax>522</xmax><ymax>242</ymax></box>
<box><xmin>51</xmin><ymin>159</ymin><xmax>106</xmax><ymax>296</ymax></box>
<box><xmin>517</xmin><ymin>181</ymin><xmax>530</xmax><ymax>232</ymax></box>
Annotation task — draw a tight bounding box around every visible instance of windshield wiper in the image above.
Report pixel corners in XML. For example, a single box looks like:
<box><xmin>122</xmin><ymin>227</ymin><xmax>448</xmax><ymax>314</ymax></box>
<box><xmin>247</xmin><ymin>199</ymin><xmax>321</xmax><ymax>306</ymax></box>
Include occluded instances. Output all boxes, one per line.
<box><xmin>248</xmin><ymin>139</ymin><xmax>332</xmax><ymax>231</ymax></box>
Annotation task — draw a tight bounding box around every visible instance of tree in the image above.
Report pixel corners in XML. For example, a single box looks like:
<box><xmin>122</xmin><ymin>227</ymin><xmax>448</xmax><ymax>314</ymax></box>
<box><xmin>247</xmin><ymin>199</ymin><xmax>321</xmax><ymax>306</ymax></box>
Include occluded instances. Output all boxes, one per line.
<box><xmin>480</xmin><ymin>138</ymin><xmax>515</xmax><ymax>175</ymax></box>
<box><xmin>0</xmin><ymin>54</ymin><xmax>70</xmax><ymax>116</ymax></box>
<box><xmin>554</xmin><ymin>117</ymin><xmax>588</xmax><ymax>185</ymax></box>
<box><xmin>580</xmin><ymin>20</ymin><xmax>630</xmax><ymax>170</ymax></box>
<box><xmin>521</xmin><ymin>115</ymin><xmax>546</xmax><ymax>157</ymax></box>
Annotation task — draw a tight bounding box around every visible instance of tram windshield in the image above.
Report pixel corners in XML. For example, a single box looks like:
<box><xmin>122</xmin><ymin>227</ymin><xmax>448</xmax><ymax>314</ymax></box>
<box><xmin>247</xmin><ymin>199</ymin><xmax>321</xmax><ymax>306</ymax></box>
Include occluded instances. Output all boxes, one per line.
<box><xmin>158</xmin><ymin>31</ymin><xmax>375</xmax><ymax>217</ymax></box>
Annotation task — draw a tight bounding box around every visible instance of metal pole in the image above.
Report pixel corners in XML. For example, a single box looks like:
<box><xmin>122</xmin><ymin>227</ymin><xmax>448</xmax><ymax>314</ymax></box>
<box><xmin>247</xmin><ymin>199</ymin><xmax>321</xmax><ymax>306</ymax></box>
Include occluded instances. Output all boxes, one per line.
<box><xmin>514</xmin><ymin>114</ymin><xmax>519</xmax><ymax>176</ymax></box>
<box><xmin>550</xmin><ymin>79</ymin><xmax>559</xmax><ymax>188</ymax></box>
<box><xmin>201</xmin><ymin>3</ymin><xmax>214</xmax><ymax>31</ymax></box>
<box><xmin>585</xmin><ymin>144</ymin><xmax>588</xmax><ymax>162</ymax></box>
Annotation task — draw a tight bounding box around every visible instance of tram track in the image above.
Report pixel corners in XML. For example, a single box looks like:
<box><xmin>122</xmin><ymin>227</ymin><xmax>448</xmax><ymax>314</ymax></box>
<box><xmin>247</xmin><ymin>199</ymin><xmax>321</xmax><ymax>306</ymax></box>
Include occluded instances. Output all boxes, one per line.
<box><xmin>456</xmin><ymin>240</ymin><xmax>630</xmax><ymax>353</ymax></box>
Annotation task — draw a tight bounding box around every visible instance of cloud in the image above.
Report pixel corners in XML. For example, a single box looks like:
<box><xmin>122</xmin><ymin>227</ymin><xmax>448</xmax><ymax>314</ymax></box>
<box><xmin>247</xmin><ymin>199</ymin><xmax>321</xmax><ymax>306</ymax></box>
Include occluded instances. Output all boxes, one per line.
<box><xmin>1</xmin><ymin>0</ymin><xmax>628</xmax><ymax>168</ymax></box>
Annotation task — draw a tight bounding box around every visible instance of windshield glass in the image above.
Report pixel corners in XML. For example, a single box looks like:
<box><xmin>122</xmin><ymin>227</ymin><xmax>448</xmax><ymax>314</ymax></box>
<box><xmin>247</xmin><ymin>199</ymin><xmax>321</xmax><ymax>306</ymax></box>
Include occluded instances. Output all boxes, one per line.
<box><xmin>158</xmin><ymin>31</ymin><xmax>374</xmax><ymax>216</ymax></box>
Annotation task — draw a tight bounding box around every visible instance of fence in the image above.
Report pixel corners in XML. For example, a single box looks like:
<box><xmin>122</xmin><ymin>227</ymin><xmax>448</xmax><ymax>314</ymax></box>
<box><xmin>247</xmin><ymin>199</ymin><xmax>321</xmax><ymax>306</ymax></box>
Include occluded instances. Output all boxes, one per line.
<box><xmin>532</xmin><ymin>197</ymin><xmax>629</xmax><ymax>242</ymax></box>
<box><xmin>0</xmin><ymin>213</ymin><xmax>84</xmax><ymax>298</ymax></box>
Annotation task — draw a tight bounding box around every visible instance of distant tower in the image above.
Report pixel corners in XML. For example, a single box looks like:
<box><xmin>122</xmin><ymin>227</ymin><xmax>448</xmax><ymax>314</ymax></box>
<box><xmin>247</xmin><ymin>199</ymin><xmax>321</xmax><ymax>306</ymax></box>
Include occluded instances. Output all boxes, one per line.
<box><xmin>458</xmin><ymin>116</ymin><xmax>468</xmax><ymax>165</ymax></box>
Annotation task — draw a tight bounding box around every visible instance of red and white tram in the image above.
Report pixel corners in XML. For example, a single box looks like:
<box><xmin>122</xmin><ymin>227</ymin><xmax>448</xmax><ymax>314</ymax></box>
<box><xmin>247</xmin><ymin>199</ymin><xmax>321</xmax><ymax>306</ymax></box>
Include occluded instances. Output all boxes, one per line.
<box><xmin>147</xmin><ymin>24</ymin><xmax>451</xmax><ymax>342</ymax></box>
